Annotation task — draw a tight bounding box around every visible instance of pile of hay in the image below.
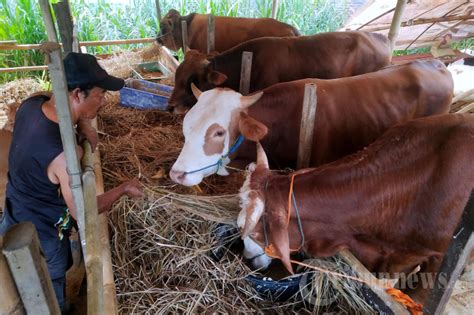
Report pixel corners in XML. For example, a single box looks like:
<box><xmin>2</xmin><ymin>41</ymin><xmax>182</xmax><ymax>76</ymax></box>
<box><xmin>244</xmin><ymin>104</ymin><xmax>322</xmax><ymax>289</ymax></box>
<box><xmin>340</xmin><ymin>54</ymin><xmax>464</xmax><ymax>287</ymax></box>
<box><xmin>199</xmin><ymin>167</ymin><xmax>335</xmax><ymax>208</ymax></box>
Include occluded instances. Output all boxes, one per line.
<box><xmin>108</xmin><ymin>186</ymin><xmax>376</xmax><ymax>314</ymax></box>
<box><xmin>96</xmin><ymin>48</ymin><xmax>377</xmax><ymax>313</ymax></box>
<box><xmin>0</xmin><ymin>78</ymin><xmax>44</xmax><ymax>128</ymax></box>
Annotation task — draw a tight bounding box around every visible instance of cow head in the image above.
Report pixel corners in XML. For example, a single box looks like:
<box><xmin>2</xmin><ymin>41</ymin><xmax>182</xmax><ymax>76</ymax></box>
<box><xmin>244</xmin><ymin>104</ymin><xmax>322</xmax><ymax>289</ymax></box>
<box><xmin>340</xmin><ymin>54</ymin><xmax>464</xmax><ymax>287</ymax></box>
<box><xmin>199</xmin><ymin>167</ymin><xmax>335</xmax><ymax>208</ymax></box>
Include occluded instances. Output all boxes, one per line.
<box><xmin>167</xmin><ymin>50</ymin><xmax>228</xmax><ymax>114</ymax></box>
<box><xmin>238</xmin><ymin>142</ymin><xmax>293</xmax><ymax>273</ymax></box>
<box><xmin>169</xmin><ymin>85</ymin><xmax>265</xmax><ymax>186</ymax></box>
<box><xmin>156</xmin><ymin>9</ymin><xmax>182</xmax><ymax>51</ymax></box>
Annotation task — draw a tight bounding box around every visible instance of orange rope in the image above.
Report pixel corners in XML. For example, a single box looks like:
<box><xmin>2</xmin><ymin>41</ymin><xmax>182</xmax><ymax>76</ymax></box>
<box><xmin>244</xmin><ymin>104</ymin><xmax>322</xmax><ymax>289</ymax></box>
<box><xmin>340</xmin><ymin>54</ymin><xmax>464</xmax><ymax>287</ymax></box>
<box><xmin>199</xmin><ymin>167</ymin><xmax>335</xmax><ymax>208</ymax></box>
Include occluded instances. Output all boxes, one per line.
<box><xmin>287</xmin><ymin>173</ymin><xmax>296</xmax><ymax>226</ymax></box>
<box><xmin>267</xmin><ymin>174</ymin><xmax>424</xmax><ymax>314</ymax></box>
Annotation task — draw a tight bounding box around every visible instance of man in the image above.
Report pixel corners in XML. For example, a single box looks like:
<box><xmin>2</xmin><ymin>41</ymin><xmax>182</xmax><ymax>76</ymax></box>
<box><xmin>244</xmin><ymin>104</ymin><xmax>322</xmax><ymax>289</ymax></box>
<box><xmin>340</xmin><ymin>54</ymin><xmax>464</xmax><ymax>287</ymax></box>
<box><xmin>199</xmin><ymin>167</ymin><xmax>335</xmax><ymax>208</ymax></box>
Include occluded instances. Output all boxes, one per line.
<box><xmin>0</xmin><ymin>52</ymin><xmax>144</xmax><ymax>311</ymax></box>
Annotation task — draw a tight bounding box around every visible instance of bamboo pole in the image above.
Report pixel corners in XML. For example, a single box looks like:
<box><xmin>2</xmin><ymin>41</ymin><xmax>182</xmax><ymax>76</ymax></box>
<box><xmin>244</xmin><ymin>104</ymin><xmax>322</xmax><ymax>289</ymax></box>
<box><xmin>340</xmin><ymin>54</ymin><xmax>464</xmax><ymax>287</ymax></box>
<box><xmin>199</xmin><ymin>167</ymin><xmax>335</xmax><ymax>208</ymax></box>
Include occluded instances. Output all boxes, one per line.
<box><xmin>0</xmin><ymin>38</ymin><xmax>156</xmax><ymax>50</ymax></box>
<box><xmin>0</xmin><ymin>236</ymin><xmax>24</xmax><ymax>315</ymax></box>
<box><xmin>2</xmin><ymin>223</ymin><xmax>61</xmax><ymax>314</ymax></box>
<box><xmin>181</xmin><ymin>20</ymin><xmax>188</xmax><ymax>52</ymax></box>
<box><xmin>90</xmin><ymin>119</ymin><xmax>118</xmax><ymax>314</ymax></box>
<box><xmin>82</xmin><ymin>141</ymin><xmax>104</xmax><ymax>314</ymax></box>
<box><xmin>0</xmin><ymin>65</ymin><xmax>48</xmax><ymax>73</ymax></box>
<box><xmin>155</xmin><ymin>0</ymin><xmax>162</xmax><ymax>22</ymax></box>
<box><xmin>52</xmin><ymin>0</ymin><xmax>74</xmax><ymax>55</ymax></box>
<box><xmin>239</xmin><ymin>51</ymin><xmax>253</xmax><ymax>95</ymax></box>
<box><xmin>271</xmin><ymin>0</ymin><xmax>279</xmax><ymax>19</ymax></box>
<box><xmin>388</xmin><ymin>0</ymin><xmax>408</xmax><ymax>52</ymax></box>
<box><xmin>296</xmin><ymin>83</ymin><xmax>317</xmax><ymax>169</ymax></box>
<box><xmin>364</xmin><ymin>14</ymin><xmax>474</xmax><ymax>32</ymax></box>
<box><xmin>207</xmin><ymin>14</ymin><xmax>215</xmax><ymax>54</ymax></box>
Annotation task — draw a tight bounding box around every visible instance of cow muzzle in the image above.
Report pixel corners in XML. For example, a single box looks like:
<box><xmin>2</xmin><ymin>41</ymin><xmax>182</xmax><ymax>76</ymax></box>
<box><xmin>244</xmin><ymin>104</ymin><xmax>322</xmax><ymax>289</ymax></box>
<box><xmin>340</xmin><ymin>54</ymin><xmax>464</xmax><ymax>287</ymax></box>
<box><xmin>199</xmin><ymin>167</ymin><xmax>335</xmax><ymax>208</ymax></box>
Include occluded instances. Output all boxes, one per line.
<box><xmin>169</xmin><ymin>168</ymin><xmax>203</xmax><ymax>186</ymax></box>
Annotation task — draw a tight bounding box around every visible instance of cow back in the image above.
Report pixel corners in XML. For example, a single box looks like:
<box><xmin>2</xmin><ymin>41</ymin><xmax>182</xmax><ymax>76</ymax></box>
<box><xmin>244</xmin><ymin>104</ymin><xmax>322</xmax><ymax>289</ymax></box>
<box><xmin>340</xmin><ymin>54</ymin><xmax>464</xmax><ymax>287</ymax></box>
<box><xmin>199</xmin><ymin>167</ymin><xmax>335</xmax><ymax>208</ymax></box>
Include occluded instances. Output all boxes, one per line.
<box><xmin>188</xmin><ymin>14</ymin><xmax>300</xmax><ymax>53</ymax></box>
<box><xmin>242</xmin><ymin>59</ymin><xmax>453</xmax><ymax>168</ymax></box>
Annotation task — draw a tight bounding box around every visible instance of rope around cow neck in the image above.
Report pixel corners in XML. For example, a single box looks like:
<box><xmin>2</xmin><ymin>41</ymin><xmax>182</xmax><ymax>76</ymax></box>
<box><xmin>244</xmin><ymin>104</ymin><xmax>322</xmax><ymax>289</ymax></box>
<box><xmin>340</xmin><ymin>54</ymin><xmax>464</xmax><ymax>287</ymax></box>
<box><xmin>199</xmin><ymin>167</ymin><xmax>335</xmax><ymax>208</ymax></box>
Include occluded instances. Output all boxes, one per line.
<box><xmin>262</xmin><ymin>172</ymin><xmax>423</xmax><ymax>315</ymax></box>
<box><xmin>183</xmin><ymin>134</ymin><xmax>244</xmax><ymax>175</ymax></box>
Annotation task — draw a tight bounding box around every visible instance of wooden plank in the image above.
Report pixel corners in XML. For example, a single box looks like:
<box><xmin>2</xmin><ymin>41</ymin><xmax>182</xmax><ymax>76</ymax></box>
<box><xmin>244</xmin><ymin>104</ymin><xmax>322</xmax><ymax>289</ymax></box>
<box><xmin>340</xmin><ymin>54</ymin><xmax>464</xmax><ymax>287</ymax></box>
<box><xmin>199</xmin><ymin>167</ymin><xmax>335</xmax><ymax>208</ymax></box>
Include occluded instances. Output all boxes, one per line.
<box><xmin>0</xmin><ymin>40</ymin><xmax>17</xmax><ymax>45</ymax></box>
<box><xmin>388</xmin><ymin>0</ymin><xmax>408</xmax><ymax>52</ymax></box>
<box><xmin>424</xmin><ymin>192</ymin><xmax>474</xmax><ymax>315</ymax></box>
<box><xmin>0</xmin><ymin>38</ymin><xmax>156</xmax><ymax>51</ymax></box>
<box><xmin>365</xmin><ymin>14</ymin><xmax>474</xmax><ymax>32</ymax></box>
<box><xmin>181</xmin><ymin>20</ymin><xmax>188</xmax><ymax>52</ymax></box>
<box><xmin>296</xmin><ymin>83</ymin><xmax>317</xmax><ymax>170</ymax></box>
<box><xmin>52</xmin><ymin>0</ymin><xmax>74</xmax><ymax>55</ymax></box>
<box><xmin>0</xmin><ymin>65</ymin><xmax>48</xmax><ymax>73</ymax></box>
<box><xmin>207</xmin><ymin>14</ymin><xmax>215</xmax><ymax>54</ymax></box>
<box><xmin>239</xmin><ymin>51</ymin><xmax>252</xmax><ymax>95</ymax></box>
<box><xmin>2</xmin><ymin>222</ymin><xmax>60</xmax><ymax>314</ymax></box>
<box><xmin>271</xmin><ymin>0</ymin><xmax>279</xmax><ymax>19</ymax></box>
<box><xmin>0</xmin><ymin>236</ymin><xmax>25</xmax><ymax>315</ymax></box>
<box><xmin>155</xmin><ymin>0</ymin><xmax>162</xmax><ymax>22</ymax></box>
<box><xmin>340</xmin><ymin>250</ymin><xmax>410</xmax><ymax>314</ymax></box>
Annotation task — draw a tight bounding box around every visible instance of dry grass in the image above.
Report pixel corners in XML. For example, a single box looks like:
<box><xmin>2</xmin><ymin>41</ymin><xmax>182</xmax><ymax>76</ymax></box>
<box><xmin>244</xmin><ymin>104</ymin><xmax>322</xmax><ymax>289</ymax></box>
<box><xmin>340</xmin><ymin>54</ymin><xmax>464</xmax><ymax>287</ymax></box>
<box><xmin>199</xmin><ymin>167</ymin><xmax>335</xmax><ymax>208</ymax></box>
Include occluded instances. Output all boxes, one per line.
<box><xmin>109</xmin><ymin>187</ymin><xmax>376</xmax><ymax>314</ymax></box>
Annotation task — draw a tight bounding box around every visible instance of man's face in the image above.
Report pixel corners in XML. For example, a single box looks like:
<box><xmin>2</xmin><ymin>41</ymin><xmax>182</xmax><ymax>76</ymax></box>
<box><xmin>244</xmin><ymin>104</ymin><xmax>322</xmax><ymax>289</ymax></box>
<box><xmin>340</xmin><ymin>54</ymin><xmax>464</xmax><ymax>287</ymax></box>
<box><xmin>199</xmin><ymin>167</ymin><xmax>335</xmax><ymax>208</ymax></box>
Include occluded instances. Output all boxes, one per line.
<box><xmin>79</xmin><ymin>87</ymin><xmax>107</xmax><ymax>119</ymax></box>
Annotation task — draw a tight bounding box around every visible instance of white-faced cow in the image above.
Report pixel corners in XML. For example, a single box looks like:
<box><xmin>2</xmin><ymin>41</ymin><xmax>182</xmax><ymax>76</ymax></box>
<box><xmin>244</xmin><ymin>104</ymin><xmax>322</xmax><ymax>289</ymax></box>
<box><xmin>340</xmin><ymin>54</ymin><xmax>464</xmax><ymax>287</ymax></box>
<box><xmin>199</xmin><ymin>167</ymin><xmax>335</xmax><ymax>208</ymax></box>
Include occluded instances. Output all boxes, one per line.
<box><xmin>238</xmin><ymin>113</ymin><xmax>474</xmax><ymax>303</ymax></box>
<box><xmin>170</xmin><ymin>59</ymin><xmax>453</xmax><ymax>186</ymax></box>
<box><xmin>167</xmin><ymin>31</ymin><xmax>391</xmax><ymax>113</ymax></box>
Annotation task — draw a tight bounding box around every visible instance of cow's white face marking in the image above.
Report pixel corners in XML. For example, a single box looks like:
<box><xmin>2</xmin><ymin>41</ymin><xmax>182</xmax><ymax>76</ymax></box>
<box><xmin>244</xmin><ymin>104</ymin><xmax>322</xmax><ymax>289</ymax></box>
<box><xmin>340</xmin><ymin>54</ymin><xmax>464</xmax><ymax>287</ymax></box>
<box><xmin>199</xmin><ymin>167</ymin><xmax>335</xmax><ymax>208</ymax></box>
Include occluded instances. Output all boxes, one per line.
<box><xmin>238</xmin><ymin>162</ymin><xmax>272</xmax><ymax>269</ymax></box>
<box><xmin>170</xmin><ymin>88</ymin><xmax>242</xmax><ymax>186</ymax></box>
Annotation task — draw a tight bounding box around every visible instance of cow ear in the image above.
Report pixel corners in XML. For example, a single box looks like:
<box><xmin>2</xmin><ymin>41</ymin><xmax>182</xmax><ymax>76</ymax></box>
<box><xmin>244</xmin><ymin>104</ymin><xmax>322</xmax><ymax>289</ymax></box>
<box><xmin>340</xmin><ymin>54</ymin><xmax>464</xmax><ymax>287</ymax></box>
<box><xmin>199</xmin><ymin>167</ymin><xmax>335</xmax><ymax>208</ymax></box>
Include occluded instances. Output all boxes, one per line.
<box><xmin>239</xmin><ymin>112</ymin><xmax>268</xmax><ymax>142</ymax></box>
<box><xmin>207</xmin><ymin>70</ymin><xmax>227</xmax><ymax>85</ymax></box>
<box><xmin>190</xmin><ymin>83</ymin><xmax>202</xmax><ymax>99</ymax></box>
<box><xmin>268</xmin><ymin>209</ymin><xmax>293</xmax><ymax>274</ymax></box>
<box><xmin>240</xmin><ymin>91</ymin><xmax>263</xmax><ymax>109</ymax></box>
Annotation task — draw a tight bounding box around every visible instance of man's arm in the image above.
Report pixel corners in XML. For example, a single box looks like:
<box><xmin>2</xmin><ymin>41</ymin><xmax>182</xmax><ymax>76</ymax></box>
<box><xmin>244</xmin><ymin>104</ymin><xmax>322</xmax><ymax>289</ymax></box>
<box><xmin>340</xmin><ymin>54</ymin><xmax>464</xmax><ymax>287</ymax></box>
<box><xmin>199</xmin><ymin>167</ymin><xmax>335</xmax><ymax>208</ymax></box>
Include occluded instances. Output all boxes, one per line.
<box><xmin>47</xmin><ymin>150</ymin><xmax>144</xmax><ymax>220</ymax></box>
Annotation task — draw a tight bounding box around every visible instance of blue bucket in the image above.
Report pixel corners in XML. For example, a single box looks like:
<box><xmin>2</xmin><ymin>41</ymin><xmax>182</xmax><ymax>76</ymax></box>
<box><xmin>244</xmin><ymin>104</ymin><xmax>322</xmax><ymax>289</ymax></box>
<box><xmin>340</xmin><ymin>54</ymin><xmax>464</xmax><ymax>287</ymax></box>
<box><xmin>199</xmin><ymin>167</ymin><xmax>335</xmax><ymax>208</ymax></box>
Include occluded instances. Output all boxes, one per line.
<box><xmin>119</xmin><ymin>79</ymin><xmax>173</xmax><ymax>111</ymax></box>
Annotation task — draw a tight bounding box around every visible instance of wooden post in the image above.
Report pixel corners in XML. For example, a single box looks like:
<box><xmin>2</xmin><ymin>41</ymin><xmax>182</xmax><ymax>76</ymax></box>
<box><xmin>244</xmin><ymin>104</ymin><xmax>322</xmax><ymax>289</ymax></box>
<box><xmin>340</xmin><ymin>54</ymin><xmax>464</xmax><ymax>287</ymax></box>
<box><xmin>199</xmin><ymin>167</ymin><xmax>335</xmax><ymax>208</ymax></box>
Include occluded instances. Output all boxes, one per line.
<box><xmin>0</xmin><ymin>236</ymin><xmax>24</xmax><ymax>315</ymax></box>
<box><xmin>181</xmin><ymin>20</ymin><xmax>188</xmax><ymax>52</ymax></box>
<box><xmin>207</xmin><ymin>14</ymin><xmax>215</xmax><ymax>54</ymax></box>
<box><xmin>82</xmin><ymin>141</ymin><xmax>104</xmax><ymax>314</ymax></box>
<box><xmin>155</xmin><ymin>0</ymin><xmax>162</xmax><ymax>22</ymax></box>
<box><xmin>38</xmin><ymin>0</ymin><xmax>86</xmax><ymax>253</ymax></box>
<box><xmin>90</xmin><ymin>119</ymin><xmax>118</xmax><ymax>314</ymax></box>
<box><xmin>271</xmin><ymin>0</ymin><xmax>279</xmax><ymax>19</ymax></box>
<box><xmin>296</xmin><ymin>83</ymin><xmax>317</xmax><ymax>169</ymax></box>
<box><xmin>424</xmin><ymin>193</ymin><xmax>474</xmax><ymax>315</ymax></box>
<box><xmin>388</xmin><ymin>0</ymin><xmax>407</xmax><ymax>52</ymax></box>
<box><xmin>339</xmin><ymin>250</ymin><xmax>410</xmax><ymax>314</ymax></box>
<box><xmin>239</xmin><ymin>51</ymin><xmax>253</xmax><ymax>95</ymax></box>
<box><xmin>52</xmin><ymin>0</ymin><xmax>74</xmax><ymax>55</ymax></box>
<box><xmin>72</xmin><ymin>24</ymin><xmax>80</xmax><ymax>53</ymax></box>
<box><xmin>2</xmin><ymin>222</ymin><xmax>60</xmax><ymax>314</ymax></box>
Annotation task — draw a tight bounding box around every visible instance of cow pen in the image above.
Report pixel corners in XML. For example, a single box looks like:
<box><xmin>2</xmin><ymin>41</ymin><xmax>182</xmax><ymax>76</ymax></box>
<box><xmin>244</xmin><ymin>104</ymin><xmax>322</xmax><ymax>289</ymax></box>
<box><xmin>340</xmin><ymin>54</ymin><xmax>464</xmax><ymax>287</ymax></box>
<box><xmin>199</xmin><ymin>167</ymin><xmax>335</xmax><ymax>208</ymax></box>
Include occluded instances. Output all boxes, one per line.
<box><xmin>0</xmin><ymin>0</ymin><xmax>473</xmax><ymax>314</ymax></box>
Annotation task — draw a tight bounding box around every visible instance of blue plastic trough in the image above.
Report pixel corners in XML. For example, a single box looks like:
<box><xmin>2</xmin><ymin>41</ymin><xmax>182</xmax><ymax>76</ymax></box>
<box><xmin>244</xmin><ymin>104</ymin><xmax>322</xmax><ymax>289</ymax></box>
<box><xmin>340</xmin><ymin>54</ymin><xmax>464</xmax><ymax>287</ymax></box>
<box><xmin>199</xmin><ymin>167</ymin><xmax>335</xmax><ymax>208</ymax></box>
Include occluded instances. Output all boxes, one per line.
<box><xmin>119</xmin><ymin>79</ymin><xmax>173</xmax><ymax>110</ymax></box>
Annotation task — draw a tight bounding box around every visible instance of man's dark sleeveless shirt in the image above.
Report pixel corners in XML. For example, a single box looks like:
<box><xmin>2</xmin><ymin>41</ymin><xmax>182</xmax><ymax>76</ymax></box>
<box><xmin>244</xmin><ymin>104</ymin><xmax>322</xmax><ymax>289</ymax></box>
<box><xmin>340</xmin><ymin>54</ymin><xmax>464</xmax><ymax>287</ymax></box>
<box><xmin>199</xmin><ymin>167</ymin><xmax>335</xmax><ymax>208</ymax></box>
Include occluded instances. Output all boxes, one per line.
<box><xmin>5</xmin><ymin>95</ymin><xmax>67</xmax><ymax>239</ymax></box>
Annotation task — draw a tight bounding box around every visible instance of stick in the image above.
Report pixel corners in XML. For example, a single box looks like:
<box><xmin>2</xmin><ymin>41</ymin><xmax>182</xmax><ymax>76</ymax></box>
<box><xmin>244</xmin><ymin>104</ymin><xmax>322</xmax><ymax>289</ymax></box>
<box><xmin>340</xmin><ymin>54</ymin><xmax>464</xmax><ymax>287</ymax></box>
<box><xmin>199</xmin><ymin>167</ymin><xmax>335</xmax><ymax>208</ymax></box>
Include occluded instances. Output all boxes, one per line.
<box><xmin>207</xmin><ymin>14</ymin><xmax>215</xmax><ymax>54</ymax></box>
<box><xmin>271</xmin><ymin>0</ymin><xmax>279</xmax><ymax>19</ymax></box>
<box><xmin>239</xmin><ymin>51</ymin><xmax>253</xmax><ymax>95</ymax></box>
<box><xmin>296</xmin><ymin>83</ymin><xmax>317</xmax><ymax>169</ymax></box>
<box><xmin>181</xmin><ymin>20</ymin><xmax>188</xmax><ymax>52</ymax></box>
<box><xmin>388</xmin><ymin>0</ymin><xmax>408</xmax><ymax>52</ymax></box>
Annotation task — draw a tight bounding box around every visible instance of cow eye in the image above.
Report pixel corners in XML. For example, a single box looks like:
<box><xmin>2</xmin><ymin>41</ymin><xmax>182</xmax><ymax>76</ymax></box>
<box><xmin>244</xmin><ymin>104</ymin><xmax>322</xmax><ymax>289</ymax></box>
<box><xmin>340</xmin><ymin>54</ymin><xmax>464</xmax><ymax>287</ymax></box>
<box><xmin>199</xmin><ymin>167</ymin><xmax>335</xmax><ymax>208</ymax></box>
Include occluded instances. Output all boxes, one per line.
<box><xmin>214</xmin><ymin>130</ymin><xmax>225</xmax><ymax>137</ymax></box>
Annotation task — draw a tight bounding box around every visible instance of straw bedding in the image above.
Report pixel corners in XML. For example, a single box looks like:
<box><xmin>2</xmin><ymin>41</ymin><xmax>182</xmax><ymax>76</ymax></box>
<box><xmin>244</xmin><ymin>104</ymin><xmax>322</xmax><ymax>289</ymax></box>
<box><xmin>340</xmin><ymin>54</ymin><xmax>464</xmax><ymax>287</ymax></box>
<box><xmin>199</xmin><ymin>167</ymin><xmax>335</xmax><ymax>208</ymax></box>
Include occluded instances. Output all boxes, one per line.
<box><xmin>97</xmin><ymin>52</ymin><xmax>376</xmax><ymax>312</ymax></box>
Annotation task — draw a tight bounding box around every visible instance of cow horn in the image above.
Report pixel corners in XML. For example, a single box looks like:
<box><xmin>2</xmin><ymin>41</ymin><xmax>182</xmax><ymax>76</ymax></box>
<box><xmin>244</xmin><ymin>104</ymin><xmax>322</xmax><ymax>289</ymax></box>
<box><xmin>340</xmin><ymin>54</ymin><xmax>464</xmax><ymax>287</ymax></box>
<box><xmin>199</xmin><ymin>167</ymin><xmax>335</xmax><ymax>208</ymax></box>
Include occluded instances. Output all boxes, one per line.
<box><xmin>256</xmin><ymin>142</ymin><xmax>269</xmax><ymax>169</ymax></box>
<box><xmin>191</xmin><ymin>83</ymin><xmax>202</xmax><ymax>99</ymax></box>
<box><xmin>241</xmin><ymin>192</ymin><xmax>265</xmax><ymax>239</ymax></box>
<box><xmin>240</xmin><ymin>91</ymin><xmax>263</xmax><ymax>109</ymax></box>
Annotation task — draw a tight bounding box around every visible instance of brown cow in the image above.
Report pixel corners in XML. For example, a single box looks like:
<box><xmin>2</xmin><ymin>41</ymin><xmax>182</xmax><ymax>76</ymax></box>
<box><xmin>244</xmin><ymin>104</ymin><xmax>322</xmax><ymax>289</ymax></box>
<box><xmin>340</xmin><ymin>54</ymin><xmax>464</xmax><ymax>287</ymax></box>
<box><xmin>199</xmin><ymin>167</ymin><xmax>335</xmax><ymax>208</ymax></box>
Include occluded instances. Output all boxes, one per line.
<box><xmin>238</xmin><ymin>113</ymin><xmax>474</xmax><ymax>303</ymax></box>
<box><xmin>156</xmin><ymin>9</ymin><xmax>300</xmax><ymax>53</ymax></box>
<box><xmin>0</xmin><ymin>129</ymin><xmax>12</xmax><ymax>208</ymax></box>
<box><xmin>167</xmin><ymin>31</ymin><xmax>391</xmax><ymax>113</ymax></box>
<box><xmin>170</xmin><ymin>59</ymin><xmax>453</xmax><ymax>187</ymax></box>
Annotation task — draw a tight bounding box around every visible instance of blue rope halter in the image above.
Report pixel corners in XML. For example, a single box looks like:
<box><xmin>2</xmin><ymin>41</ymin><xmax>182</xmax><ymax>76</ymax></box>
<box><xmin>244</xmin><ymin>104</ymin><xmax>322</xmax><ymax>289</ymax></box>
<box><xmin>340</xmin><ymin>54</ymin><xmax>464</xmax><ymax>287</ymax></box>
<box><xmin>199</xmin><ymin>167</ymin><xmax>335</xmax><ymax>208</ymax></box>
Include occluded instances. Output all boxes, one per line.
<box><xmin>183</xmin><ymin>135</ymin><xmax>245</xmax><ymax>175</ymax></box>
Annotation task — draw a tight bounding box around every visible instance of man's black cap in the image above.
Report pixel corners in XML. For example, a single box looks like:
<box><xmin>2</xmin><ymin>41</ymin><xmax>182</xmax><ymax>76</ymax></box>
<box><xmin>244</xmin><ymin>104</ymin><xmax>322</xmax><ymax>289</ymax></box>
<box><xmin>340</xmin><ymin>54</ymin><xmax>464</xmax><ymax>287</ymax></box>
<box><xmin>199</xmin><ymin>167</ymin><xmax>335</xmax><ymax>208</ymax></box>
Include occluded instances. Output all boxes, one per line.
<box><xmin>63</xmin><ymin>52</ymin><xmax>124</xmax><ymax>91</ymax></box>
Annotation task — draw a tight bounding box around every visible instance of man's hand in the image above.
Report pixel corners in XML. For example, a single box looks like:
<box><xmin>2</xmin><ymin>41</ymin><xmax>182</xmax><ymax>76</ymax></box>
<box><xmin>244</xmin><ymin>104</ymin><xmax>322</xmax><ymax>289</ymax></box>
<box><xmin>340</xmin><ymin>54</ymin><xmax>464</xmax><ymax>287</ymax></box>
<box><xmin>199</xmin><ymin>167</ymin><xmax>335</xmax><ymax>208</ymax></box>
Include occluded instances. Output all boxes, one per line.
<box><xmin>77</xmin><ymin>119</ymin><xmax>99</xmax><ymax>152</ymax></box>
<box><xmin>122</xmin><ymin>178</ymin><xmax>145</xmax><ymax>198</ymax></box>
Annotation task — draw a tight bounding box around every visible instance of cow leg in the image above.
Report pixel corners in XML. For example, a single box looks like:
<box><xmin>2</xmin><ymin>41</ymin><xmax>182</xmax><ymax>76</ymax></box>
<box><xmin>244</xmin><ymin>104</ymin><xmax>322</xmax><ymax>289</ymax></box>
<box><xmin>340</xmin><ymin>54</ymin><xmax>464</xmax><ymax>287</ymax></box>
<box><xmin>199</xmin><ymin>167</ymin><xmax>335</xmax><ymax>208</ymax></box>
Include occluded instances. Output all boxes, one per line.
<box><xmin>243</xmin><ymin>237</ymin><xmax>272</xmax><ymax>270</ymax></box>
